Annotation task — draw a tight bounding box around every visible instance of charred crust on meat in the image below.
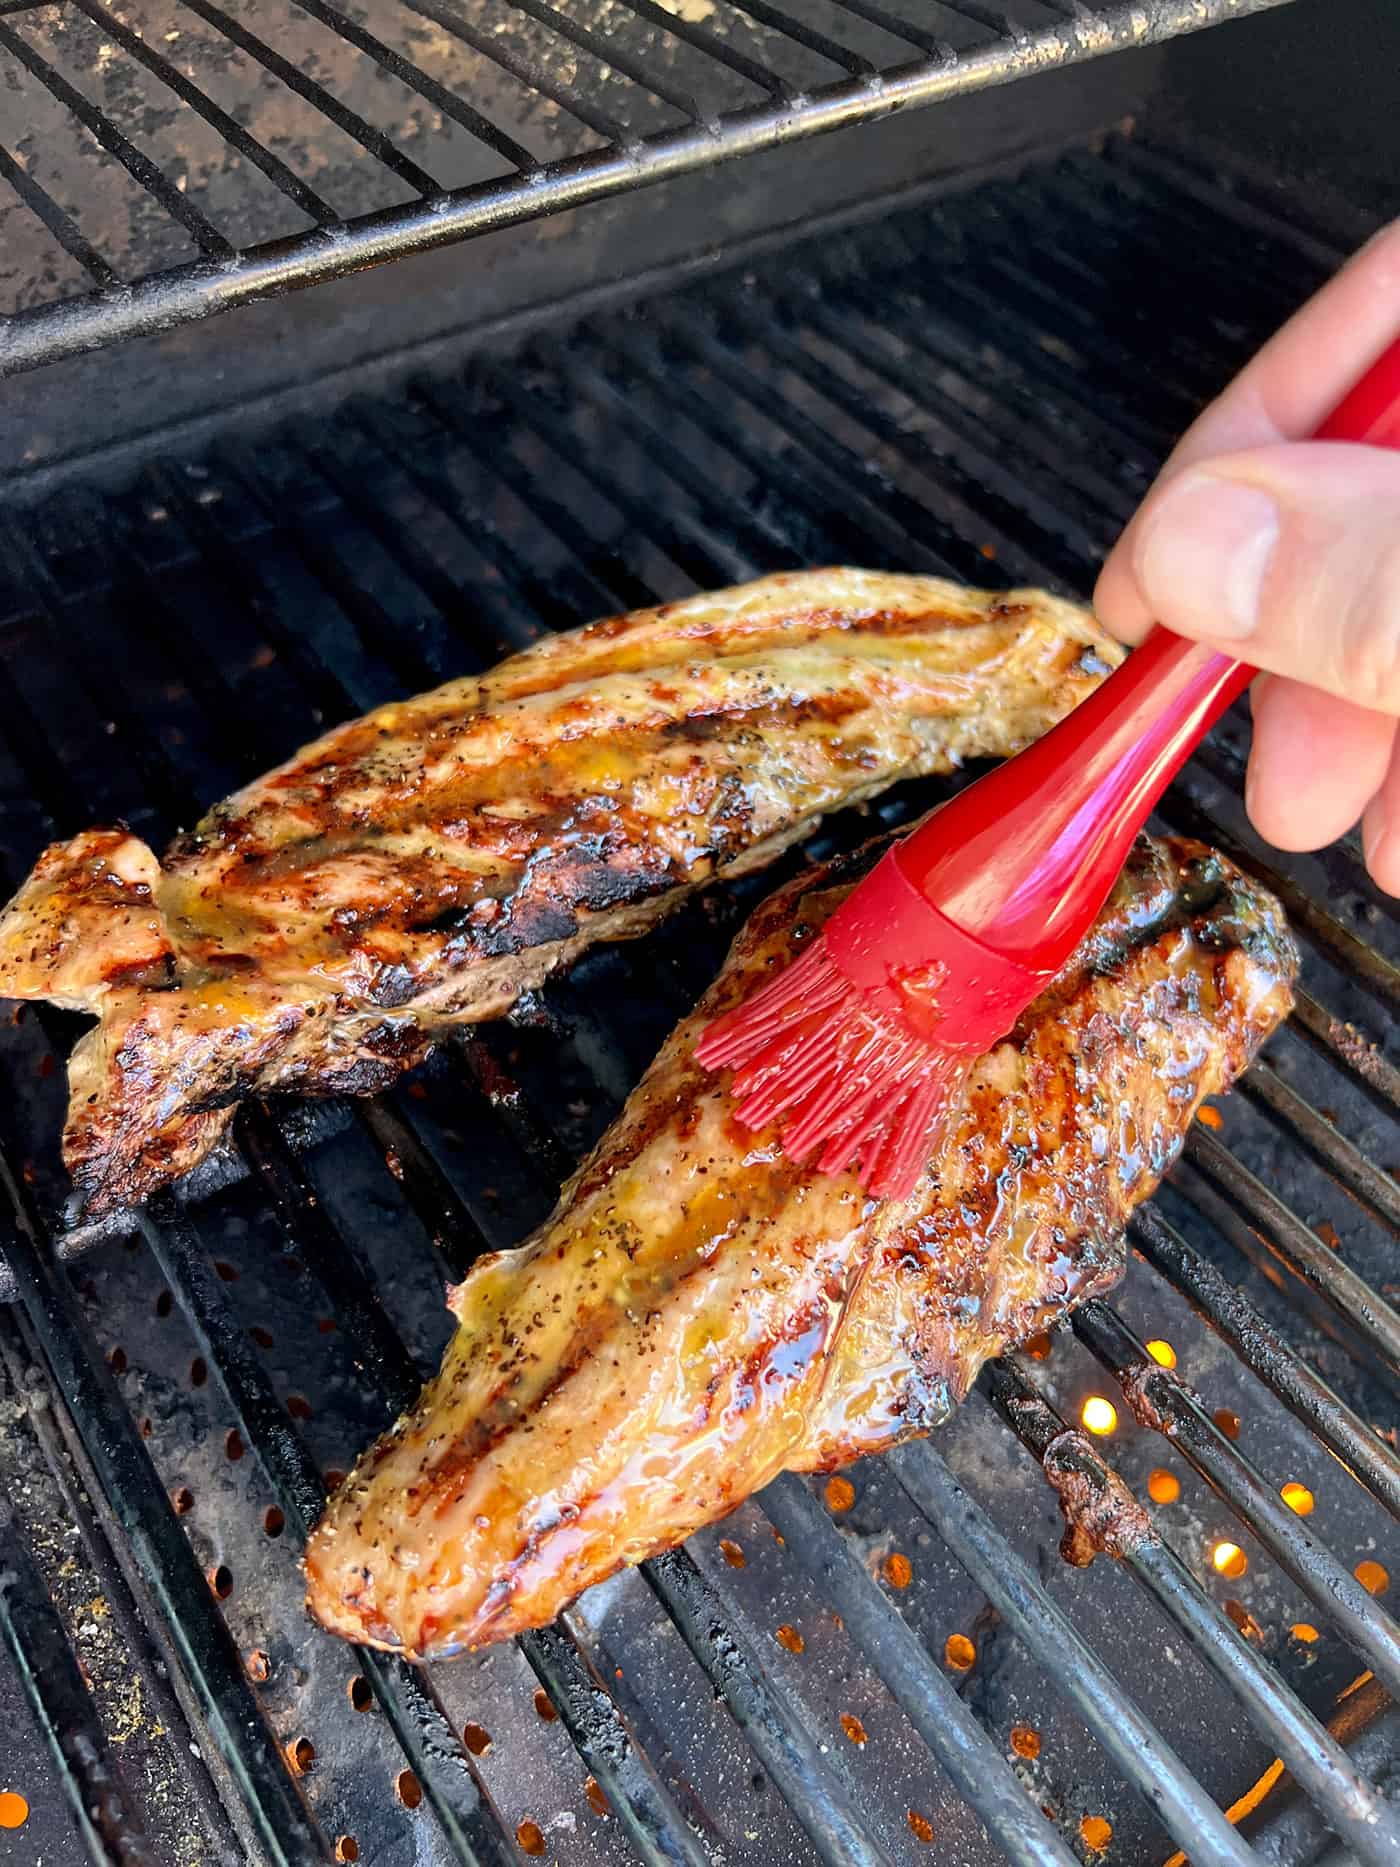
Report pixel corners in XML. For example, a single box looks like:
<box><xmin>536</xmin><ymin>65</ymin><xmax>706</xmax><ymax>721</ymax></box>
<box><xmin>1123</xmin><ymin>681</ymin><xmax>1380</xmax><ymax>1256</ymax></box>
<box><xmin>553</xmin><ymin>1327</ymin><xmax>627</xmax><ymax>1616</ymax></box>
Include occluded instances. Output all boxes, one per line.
<box><xmin>1042</xmin><ymin>1428</ymin><xmax>1152</xmax><ymax>1567</ymax></box>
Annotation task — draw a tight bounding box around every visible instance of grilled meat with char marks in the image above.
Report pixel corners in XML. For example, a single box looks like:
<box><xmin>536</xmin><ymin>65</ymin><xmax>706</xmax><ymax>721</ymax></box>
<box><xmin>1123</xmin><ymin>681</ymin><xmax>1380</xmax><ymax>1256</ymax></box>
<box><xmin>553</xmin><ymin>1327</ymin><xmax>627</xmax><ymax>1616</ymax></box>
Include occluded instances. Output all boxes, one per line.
<box><xmin>0</xmin><ymin>569</ymin><xmax>1120</xmax><ymax>1217</ymax></box>
<box><xmin>304</xmin><ymin>832</ymin><xmax>1296</xmax><ymax>1659</ymax></box>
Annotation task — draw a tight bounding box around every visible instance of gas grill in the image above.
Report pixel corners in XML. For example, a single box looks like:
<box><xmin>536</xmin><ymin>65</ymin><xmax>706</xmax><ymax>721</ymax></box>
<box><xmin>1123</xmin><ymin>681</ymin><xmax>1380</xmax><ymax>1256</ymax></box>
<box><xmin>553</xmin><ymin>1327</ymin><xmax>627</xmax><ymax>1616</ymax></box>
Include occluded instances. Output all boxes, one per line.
<box><xmin>0</xmin><ymin>1</ymin><xmax>1398</xmax><ymax>1862</ymax></box>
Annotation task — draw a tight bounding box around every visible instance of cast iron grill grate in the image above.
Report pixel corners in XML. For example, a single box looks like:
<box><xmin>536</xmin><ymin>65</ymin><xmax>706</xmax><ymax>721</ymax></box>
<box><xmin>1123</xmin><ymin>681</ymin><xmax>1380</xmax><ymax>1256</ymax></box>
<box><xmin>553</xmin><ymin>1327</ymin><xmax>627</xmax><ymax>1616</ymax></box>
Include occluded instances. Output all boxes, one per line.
<box><xmin>0</xmin><ymin>134</ymin><xmax>1397</xmax><ymax>1867</ymax></box>
<box><xmin>0</xmin><ymin>0</ymin><xmax>1294</xmax><ymax>374</ymax></box>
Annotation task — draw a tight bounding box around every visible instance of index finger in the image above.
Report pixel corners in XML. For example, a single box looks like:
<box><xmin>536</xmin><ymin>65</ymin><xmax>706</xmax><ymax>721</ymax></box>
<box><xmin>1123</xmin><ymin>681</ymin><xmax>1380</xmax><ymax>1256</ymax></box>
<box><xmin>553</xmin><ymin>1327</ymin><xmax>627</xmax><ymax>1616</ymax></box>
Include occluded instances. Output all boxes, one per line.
<box><xmin>1096</xmin><ymin>217</ymin><xmax>1400</xmax><ymax>638</ymax></box>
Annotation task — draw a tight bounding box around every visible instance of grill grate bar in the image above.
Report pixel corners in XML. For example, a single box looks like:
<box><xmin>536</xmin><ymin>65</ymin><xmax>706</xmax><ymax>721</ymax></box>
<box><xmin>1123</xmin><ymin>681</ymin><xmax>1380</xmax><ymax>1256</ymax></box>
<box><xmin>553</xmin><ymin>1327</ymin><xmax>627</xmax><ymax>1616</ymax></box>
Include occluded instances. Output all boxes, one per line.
<box><xmin>1240</xmin><ymin>1061</ymin><xmax>1400</xmax><ymax>1233</ymax></box>
<box><xmin>414</xmin><ymin>367</ymin><xmax>756</xmax><ymax>599</ymax></box>
<box><xmin>806</xmin><ymin>0</ymin><xmax>954</xmax><ymax>57</ymax></box>
<box><xmin>0</xmin><ymin>17</ymin><xmax>233</xmax><ymax>258</ymax></box>
<box><xmin>609</xmin><ymin>0</ymin><xmax>795</xmax><ymax>98</ymax></box>
<box><xmin>791</xmin><ymin>286</ymin><xmax>1120</xmax><ymax>559</ymax></box>
<box><xmin>1133</xmin><ymin>1202</ymin><xmax>1400</xmax><ymax>1522</ymax></box>
<box><xmin>0</xmin><ymin>141</ymin><xmax>119</xmax><ymax>287</ymax></box>
<box><xmin>761</xmin><ymin>1474</ymin><xmax>1081</xmax><ymax>1867</ymax></box>
<box><xmin>175</xmin><ymin>0</ymin><xmax>442</xmax><ymax>196</ymax></box>
<box><xmin>985</xmin><ymin>1362</ymin><xmax>1400</xmax><ymax>1867</ymax></box>
<box><xmin>1290</xmin><ymin>989</ymin><xmax>1400</xmax><ymax>1117</ymax></box>
<box><xmin>269</xmin><ymin>0</ymin><xmax>540</xmax><ymax>174</ymax></box>
<box><xmin>640</xmin><ymin>1548</ymin><xmax>895</xmax><ymax>1867</ymax></box>
<box><xmin>639</xmin><ymin>299</ymin><xmax>1052</xmax><ymax>580</ymax></box>
<box><xmin>351</xmin><ymin>390</ymin><xmax>647</xmax><ymax>629</ymax></box>
<box><xmin>0</xmin><ymin>1151</ymin><xmax>327</xmax><ymax>1864</ymax></box>
<box><xmin>0</xmin><ymin>1499</ymin><xmax>157</xmax><ymax>1864</ymax></box>
<box><xmin>497</xmin><ymin>0</ymin><xmax>705</xmax><ymax>127</ymax></box>
<box><xmin>394</xmin><ymin>0</ymin><xmax>631</xmax><ymax>147</ymax></box>
<box><xmin>886</xmin><ymin>1440</ymin><xmax>1259</xmax><ymax>1867</ymax></box>
<box><xmin>552</xmin><ymin>323</ymin><xmax>958</xmax><ymax>576</ymax></box>
<box><xmin>137</xmin><ymin>1200</ymin><xmax>521</xmax><ymax>1867</ymax></box>
<box><xmin>0</xmin><ymin>0</ymin><xmax>1296</xmax><ymax>376</ymax></box>
<box><xmin>1110</xmin><ymin>136</ymin><xmax>1351</xmax><ymax>269</ymax></box>
<box><xmin>1073</xmin><ymin>1300</ymin><xmax>1400</xmax><ymax>1695</ymax></box>
<box><xmin>517</xmin><ymin>1625</ymin><xmax>714</xmax><ymax>1867</ymax></box>
<box><xmin>720</xmin><ymin>0</ymin><xmax>878</xmax><ymax>73</ymax></box>
<box><xmin>1183</xmin><ymin>1127</ymin><xmax>1400</xmax><ymax>1372</ymax></box>
<box><xmin>0</xmin><ymin>1303</ymin><xmax>244</xmax><ymax>1858</ymax></box>
<box><xmin>67</xmin><ymin>0</ymin><xmax>340</xmax><ymax>224</ymax></box>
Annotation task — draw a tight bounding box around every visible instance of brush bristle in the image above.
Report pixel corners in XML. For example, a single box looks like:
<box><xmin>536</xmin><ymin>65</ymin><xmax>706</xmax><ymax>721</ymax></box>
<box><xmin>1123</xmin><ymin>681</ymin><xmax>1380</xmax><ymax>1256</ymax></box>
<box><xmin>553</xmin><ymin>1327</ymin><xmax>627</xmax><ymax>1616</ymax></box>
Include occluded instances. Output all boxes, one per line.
<box><xmin>696</xmin><ymin>933</ymin><xmax>971</xmax><ymax>1202</ymax></box>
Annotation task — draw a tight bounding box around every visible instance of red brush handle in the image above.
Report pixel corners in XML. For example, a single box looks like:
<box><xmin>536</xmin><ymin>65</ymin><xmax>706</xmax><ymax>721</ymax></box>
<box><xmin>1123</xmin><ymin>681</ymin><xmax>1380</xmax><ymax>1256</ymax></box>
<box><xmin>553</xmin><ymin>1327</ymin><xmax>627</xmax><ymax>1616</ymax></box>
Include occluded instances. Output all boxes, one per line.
<box><xmin>889</xmin><ymin>330</ymin><xmax>1400</xmax><ymax>978</ymax></box>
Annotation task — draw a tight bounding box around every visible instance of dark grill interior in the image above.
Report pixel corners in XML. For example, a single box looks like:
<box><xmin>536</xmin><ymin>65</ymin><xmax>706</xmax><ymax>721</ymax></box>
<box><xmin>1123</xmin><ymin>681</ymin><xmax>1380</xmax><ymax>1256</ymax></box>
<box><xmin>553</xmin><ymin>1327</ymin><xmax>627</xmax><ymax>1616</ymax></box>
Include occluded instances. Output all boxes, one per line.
<box><xmin>1</xmin><ymin>131</ymin><xmax>1398</xmax><ymax>1866</ymax></box>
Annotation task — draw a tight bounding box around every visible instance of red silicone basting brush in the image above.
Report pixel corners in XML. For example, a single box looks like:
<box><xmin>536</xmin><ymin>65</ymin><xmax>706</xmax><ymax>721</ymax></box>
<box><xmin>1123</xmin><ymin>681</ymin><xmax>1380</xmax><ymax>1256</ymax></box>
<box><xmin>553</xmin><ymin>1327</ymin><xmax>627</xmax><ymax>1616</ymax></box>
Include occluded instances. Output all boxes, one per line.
<box><xmin>697</xmin><ymin>334</ymin><xmax>1400</xmax><ymax>1202</ymax></box>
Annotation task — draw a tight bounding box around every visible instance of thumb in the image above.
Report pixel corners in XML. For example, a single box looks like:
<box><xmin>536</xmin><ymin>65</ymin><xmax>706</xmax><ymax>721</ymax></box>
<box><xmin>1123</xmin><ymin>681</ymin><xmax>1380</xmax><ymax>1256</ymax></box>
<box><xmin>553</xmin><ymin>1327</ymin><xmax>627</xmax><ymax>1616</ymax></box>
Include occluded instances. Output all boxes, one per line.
<box><xmin>1097</xmin><ymin>442</ymin><xmax>1400</xmax><ymax>714</ymax></box>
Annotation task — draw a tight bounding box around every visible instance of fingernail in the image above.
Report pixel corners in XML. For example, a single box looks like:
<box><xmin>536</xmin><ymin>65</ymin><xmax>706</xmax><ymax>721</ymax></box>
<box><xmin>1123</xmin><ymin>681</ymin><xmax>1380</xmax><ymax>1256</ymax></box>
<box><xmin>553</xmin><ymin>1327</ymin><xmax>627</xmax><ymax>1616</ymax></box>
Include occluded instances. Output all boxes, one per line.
<box><xmin>1134</xmin><ymin>472</ymin><xmax>1280</xmax><ymax>641</ymax></box>
<box><xmin>1364</xmin><ymin>803</ymin><xmax>1392</xmax><ymax>884</ymax></box>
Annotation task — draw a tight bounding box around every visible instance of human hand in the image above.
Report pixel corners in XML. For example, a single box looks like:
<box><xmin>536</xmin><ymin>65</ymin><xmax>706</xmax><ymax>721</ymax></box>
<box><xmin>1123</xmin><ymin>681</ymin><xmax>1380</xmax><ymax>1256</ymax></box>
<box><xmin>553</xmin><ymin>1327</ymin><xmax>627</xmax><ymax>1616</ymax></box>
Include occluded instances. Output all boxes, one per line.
<box><xmin>1094</xmin><ymin>220</ymin><xmax>1400</xmax><ymax>895</ymax></box>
